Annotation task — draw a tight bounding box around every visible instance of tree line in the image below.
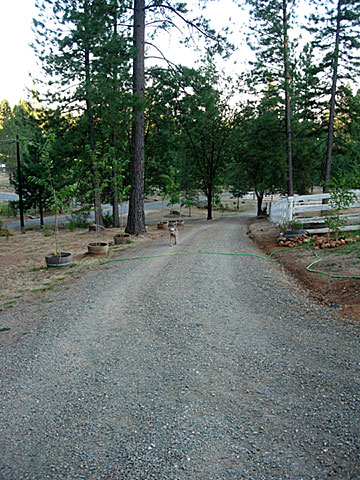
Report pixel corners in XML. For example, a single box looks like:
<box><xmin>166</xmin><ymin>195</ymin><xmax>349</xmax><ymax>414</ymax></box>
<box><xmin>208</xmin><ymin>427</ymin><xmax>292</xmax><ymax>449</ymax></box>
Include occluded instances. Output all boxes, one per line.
<box><xmin>0</xmin><ymin>0</ymin><xmax>359</xmax><ymax>231</ymax></box>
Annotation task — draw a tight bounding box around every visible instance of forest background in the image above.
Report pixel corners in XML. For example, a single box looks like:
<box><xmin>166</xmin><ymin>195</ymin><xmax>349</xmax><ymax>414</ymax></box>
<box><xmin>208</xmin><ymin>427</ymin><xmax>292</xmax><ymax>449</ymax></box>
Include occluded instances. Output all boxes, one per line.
<box><xmin>0</xmin><ymin>0</ymin><xmax>359</xmax><ymax>234</ymax></box>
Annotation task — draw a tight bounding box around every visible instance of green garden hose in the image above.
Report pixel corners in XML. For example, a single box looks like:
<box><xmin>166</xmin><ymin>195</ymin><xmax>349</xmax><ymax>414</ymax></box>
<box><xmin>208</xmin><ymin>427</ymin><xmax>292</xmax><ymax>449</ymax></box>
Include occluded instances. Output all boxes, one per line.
<box><xmin>77</xmin><ymin>244</ymin><xmax>359</xmax><ymax>280</ymax></box>
<box><xmin>305</xmin><ymin>246</ymin><xmax>360</xmax><ymax>279</ymax></box>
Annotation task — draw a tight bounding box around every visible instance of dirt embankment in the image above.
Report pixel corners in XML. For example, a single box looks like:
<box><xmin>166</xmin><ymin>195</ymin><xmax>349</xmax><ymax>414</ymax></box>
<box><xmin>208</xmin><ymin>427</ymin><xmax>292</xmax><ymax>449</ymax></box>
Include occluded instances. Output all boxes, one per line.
<box><xmin>247</xmin><ymin>217</ymin><xmax>360</xmax><ymax>321</ymax></box>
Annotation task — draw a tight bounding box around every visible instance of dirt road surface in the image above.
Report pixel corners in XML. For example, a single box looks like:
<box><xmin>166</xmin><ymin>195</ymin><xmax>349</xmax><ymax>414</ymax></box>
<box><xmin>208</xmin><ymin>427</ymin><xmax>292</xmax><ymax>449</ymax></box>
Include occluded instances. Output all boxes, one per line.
<box><xmin>1</xmin><ymin>213</ymin><xmax>359</xmax><ymax>479</ymax></box>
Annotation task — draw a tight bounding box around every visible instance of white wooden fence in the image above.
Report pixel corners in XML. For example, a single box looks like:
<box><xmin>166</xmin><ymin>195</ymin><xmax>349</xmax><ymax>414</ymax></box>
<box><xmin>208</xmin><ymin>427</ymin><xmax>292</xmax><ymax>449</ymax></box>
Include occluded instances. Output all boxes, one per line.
<box><xmin>269</xmin><ymin>190</ymin><xmax>360</xmax><ymax>233</ymax></box>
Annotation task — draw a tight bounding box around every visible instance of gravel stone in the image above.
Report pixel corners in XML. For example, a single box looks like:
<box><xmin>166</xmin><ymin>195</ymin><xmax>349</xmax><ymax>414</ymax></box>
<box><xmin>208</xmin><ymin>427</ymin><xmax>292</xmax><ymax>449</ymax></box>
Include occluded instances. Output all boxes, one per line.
<box><xmin>0</xmin><ymin>213</ymin><xmax>359</xmax><ymax>479</ymax></box>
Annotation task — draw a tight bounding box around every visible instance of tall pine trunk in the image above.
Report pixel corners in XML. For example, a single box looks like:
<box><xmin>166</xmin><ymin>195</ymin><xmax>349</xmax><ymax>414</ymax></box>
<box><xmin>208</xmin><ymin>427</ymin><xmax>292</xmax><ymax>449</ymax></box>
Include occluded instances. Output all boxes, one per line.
<box><xmin>126</xmin><ymin>0</ymin><xmax>146</xmax><ymax>234</ymax></box>
<box><xmin>207</xmin><ymin>184</ymin><xmax>213</xmax><ymax>221</ymax></box>
<box><xmin>283</xmin><ymin>0</ymin><xmax>293</xmax><ymax>196</ymax></box>
<box><xmin>111</xmin><ymin>8</ymin><xmax>120</xmax><ymax>228</ymax></box>
<box><xmin>256</xmin><ymin>191</ymin><xmax>264</xmax><ymax>216</ymax></box>
<box><xmin>84</xmin><ymin>0</ymin><xmax>102</xmax><ymax>227</ymax></box>
<box><xmin>323</xmin><ymin>0</ymin><xmax>342</xmax><ymax>193</ymax></box>
<box><xmin>112</xmin><ymin>133</ymin><xmax>120</xmax><ymax>228</ymax></box>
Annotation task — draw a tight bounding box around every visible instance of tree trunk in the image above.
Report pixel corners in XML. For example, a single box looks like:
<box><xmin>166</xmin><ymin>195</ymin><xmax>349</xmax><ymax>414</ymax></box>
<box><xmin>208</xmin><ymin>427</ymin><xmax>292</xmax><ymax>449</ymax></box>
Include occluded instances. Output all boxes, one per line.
<box><xmin>126</xmin><ymin>0</ymin><xmax>146</xmax><ymax>235</ymax></box>
<box><xmin>283</xmin><ymin>0</ymin><xmax>294</xmax><ymax>196</ymax></box>
<box><xmin>84</xmin><ymin>0</ymin><xmax>103</xmax><ymax>227</ymax></box>
<box><xmin>112</xmin><ymin>166</ymin><xmax>120</xmax><ymax>228</ymax></box>
<box><xmin>112</xmin><ymin>133</ymin><xmax>120</xmax><ymax>228</ymax></box>
<box><xmin>323</xmin><ymin>0</ymin><xmax>342</xmax><ymax>193</ymax></box>
<box><xmin>16</xmin><ymin>135</ymin><xmax>24</xmax><ymax>229</ymax></box>
<box><xmin>111</xmin><ymin>11</ymin><xmax>120</xmax><ymax>229</ymax></box>
<box><xmin>255</xmin><ymin>191</ymin><xmax>264</xmax><ymax>216</ymax></box>
<box><xmin>39</xmin><ymin>194</ymin><xmax>44</xmax><ymax>227</ymax></box>
<box><xmin>207</xmin><ymin>185</ymin><xmax>213</xmax><ymax>221</ymax></box>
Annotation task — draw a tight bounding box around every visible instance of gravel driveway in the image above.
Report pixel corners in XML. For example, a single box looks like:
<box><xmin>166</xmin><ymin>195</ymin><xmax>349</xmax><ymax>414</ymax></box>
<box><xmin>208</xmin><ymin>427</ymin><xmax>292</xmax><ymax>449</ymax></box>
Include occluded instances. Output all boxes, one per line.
<box><xmin>1</xmin><ymin>213</ymin><xmax>359</xmax><ymax>479</ymax></box>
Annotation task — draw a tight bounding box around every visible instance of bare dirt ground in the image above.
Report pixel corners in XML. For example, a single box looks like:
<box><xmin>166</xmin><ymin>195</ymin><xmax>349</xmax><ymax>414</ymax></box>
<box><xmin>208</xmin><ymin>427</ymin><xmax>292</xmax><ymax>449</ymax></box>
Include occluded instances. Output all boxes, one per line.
<box><xmin>247</xmin><ymin>216</ymin><xmax>360</xmax><ymax>321</ymax></box>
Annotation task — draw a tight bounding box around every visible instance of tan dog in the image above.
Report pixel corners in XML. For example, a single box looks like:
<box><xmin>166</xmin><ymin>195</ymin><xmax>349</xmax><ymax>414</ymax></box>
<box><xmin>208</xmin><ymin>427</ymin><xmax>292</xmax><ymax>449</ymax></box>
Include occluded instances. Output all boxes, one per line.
<box><xmin>169</xmin><ymin>226</ymin><xmax>178</xmax><ymax>246</ymax></box>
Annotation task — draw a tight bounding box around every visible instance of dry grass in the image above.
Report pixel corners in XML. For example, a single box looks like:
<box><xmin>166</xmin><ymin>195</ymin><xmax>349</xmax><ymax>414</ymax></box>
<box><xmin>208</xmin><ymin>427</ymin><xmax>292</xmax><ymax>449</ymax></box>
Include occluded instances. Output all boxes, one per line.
<box><xmin>0</xmin><ymin>204</ymin><xmax>251</xmax><ymax>312</ymax></box>
<box><xmin>0</xmin><ymin>172</ymin><xmax>13</xmax><ymax>192</ymax></box>
<box><xmin>0</xmin><ymin>225</ymin><xmax>164</xmax><ymax>311</ymax></box>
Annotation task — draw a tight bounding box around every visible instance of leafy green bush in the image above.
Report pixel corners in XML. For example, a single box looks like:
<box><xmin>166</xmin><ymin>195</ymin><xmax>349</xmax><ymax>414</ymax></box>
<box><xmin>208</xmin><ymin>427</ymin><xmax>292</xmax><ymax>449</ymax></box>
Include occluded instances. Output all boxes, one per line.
<box><xmin>68</xmin><ymin>211</ymin><xmax>90</xmax><ymax>231</ymax></box>
<box><xmin>326</xmin><ymin>180</ymin><xmax>357</xmax><ymax>240</ymax></box>
<box><xmin>102</xmin><ymin>212</ymin><xmax>114</xmax><ymax>228</ymax></box>
<box><xmin>0</xmin><ymin>221</ymin><xmax>14</xmax><ymax>238</ymax></box>
<box><xmin>42</xmin><ymin>224</ymin><xmax>53</xmax><ymax>237</ymax></box>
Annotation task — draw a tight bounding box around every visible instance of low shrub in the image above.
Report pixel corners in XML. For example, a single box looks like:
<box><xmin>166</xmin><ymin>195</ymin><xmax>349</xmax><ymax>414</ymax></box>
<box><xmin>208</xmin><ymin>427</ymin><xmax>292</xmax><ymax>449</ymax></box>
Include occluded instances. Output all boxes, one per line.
<box><xmin>68</xmin><ymin>211</ymin><xmax>90</xmax><ymax>231</ymax></box>
<box><xmin>42</xmin><ymin>224</ymin><xmax>53</xmax><ymax>237</ymax></box>
<box><xmin>102</xmin><ymin>212</ymin><xmax>114</xmax><ymax>228</ymax></box>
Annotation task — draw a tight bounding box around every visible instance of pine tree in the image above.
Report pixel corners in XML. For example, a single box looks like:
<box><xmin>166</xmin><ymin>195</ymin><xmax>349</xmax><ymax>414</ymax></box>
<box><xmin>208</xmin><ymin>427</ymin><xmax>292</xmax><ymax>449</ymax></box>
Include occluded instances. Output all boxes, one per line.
<box><xmin>125</xmin><ymin>1</ymin><xmax>231</xmax><ymax>234</ymax></box>
<box><xmin>306</xmin><ymin>0</ymin><xmax>360</xmax><ymax>190</ymax></box>
<box><xmin>245</xmin><ymin>0</ymin><xmax>297</xmax><ymax>195</ymax></box>
<box><xmin>33</xmin><ymin>0</ymin><xmax>131</xmax><ymax>226</ymax></box>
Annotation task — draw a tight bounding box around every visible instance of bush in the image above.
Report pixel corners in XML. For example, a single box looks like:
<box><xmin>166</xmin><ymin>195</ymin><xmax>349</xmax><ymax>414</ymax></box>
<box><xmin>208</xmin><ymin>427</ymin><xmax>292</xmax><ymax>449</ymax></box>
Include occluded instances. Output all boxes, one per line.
<box><xmin>0</xmin><ymin>221</ymin><xmax>14</xmax><ymax>238</ymax></box>
<box><xmin>102</xmin><ymin>212</ymin><xmax>114</xmax><ymax>228</ymax></box>
<box><xmin>42</xmin><ymin>224</ymin><xmax>53</xmax><ymax>237</ymax></box>
<box><xmin>68</xmin><ymin>211</ymin><xmax>90</xmax><ymax>231</ymax></box>
<box><xmin>326</xmin><ymin>181</ymin><xmax>357</xmax><ymax>240</ymax></box>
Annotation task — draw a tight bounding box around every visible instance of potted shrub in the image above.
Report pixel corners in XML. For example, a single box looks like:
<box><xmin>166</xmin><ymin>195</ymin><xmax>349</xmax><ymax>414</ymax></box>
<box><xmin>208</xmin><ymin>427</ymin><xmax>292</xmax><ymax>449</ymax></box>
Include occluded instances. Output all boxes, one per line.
<box><xmin>114</xmin><ymin>232</ymin><xmax>131</xmax><ymax>244</ymax></box>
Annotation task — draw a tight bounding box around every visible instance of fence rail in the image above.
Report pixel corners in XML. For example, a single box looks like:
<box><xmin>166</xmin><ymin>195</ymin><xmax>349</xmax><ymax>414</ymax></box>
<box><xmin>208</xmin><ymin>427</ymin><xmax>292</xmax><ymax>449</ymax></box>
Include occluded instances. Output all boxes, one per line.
<box><xmin>269</xmin><ymin>190</ymin><xmax>360</xmax><ymax>233</ymax></box>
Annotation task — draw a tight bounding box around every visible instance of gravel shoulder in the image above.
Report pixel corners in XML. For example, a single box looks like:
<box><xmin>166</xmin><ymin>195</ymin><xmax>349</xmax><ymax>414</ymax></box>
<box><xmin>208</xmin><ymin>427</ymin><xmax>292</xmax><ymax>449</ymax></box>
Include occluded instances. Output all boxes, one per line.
<box><xmin>1</xmin><ymin>213</ymin><xmax>359</xmax><ymax>479</ymax></box>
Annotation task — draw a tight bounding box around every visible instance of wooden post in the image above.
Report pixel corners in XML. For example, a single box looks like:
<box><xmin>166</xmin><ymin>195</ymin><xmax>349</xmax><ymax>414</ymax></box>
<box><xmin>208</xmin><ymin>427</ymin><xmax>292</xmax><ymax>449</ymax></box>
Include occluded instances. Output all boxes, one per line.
<box><xmin>16</xmin><ymin>135</ymin><xmax>25</xmax><ymax>229</ymax></box>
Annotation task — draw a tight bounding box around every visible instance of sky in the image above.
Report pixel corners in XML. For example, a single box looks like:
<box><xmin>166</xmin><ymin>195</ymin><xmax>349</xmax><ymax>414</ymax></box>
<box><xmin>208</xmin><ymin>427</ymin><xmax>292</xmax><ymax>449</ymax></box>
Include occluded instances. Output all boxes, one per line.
<box><xmin>0</xmin><ymin>0</ymin><xmax>251</xmax><ymax>108</ymax></box>
<box><xmin>0</xmin><ymin>0</ymin><xmax>39</xmax><ymax>107</ymax></box>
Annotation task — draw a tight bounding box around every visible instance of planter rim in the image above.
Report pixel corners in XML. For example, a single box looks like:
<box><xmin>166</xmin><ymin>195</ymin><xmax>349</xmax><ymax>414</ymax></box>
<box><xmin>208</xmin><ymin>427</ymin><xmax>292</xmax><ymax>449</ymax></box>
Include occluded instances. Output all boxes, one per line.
<box><xmin>45</xmin><ymin>251</ymin><xmax>72</xmax><ymax>258</ymax></box>
<box><xmin>45</xmin><ymin>251</ymin><xmax>72</xmax><ymax>267</ymax></box>
<box><xmin>87</xmin><ymin>242</ymin><xmax>108</xmax><ymax>247</ymax></box>
<box><xmin>283</xmin><ymin>229</ymin><xmax>307</xmax><ymax>239</ymax></box>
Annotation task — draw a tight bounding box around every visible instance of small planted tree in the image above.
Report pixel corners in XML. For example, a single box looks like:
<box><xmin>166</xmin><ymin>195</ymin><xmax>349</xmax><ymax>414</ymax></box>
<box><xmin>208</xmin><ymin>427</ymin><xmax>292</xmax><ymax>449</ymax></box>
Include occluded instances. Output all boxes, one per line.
<box><xmin>326</xmin><ymin>178</ymin><xmax>357</xmax><ymax>240</ymax></box>
<box><xmin>159</xmin><ymin>166</ymin><xmax>179</xmax><ymax>224</ymax></box>
<box><xmin>181</xmin><ymin>192</ymin><xmax>198</xmax><ymax>217</ymax></box>
<box><xmin>30</xmin><ymin>134</ymin><xmax>75</xmax><ymax>266</ymax></box>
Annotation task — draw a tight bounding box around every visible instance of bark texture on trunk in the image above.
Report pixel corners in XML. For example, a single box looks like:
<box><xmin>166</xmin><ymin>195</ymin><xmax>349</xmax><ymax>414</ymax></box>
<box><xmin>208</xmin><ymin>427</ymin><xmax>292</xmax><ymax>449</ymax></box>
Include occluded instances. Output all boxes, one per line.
<box><xmin>84</xmin><ymin>0</ymin><xmax>103</xmax><ymax>227</ymax></box>
<box><xmin>112</xmin><ymin>133</ymin><xmax>120</xmax><ymax>228</ymax></box>
<box><xmin>39</xmin><ymin>195</ymin><xmax>44</xmax><ymax>227</ymax></box>
<box><xmin>207</xmin><ymin>185</ymin><xmax>213</xmax><ymax>221</ymax></box>
<box><xmin>111</xmin><ymin>13</ymin><xmax>120</xmax><ymax>229</ymax></box>
<box><xmin>256</xmin><ymin>191</ymin><xmax>264</xmax><ymax>216</ymax></box>
<box><xmin>283</xmin><ymin>0</ymin><xmax>293</xmax><ymax>196</ymax></box>
<box><xmin>126</xmin><ymin>0</ymin><xmax>146</xmax><ymax>235</ymax></box>
<box><xmin>112</xmin><ymin>165</ymin><xmax>120</xmax><ymax>228</ymax></box>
